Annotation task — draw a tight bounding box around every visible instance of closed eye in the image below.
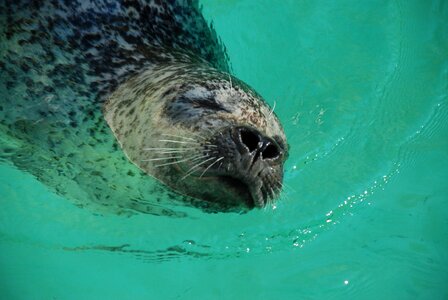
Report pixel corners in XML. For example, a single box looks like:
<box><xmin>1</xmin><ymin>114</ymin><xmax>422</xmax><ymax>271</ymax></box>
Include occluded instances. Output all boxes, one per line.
<box><xmin>190</xmin><ymin>96</ymin><xmax>231</xmax><ymax>113</ymax></box>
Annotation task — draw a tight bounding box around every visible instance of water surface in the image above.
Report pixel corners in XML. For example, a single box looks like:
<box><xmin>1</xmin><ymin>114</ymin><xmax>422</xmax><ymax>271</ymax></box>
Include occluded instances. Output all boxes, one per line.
<box><xmin>1</xmin><ymin>1</ymin><xmax>447</xmax><ymax>299</ymax></box>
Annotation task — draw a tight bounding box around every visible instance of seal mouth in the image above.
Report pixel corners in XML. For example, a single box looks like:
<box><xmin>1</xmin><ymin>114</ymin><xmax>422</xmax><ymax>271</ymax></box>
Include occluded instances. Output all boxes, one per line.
<box><xmin>218</xmin><ymin>176</ymin><xmax>256</xmax><ymax>208</ymax></box>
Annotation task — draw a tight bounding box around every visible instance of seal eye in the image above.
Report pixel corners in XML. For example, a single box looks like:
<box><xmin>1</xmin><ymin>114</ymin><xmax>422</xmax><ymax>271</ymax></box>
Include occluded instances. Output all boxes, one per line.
<box><xmin>190</xmin><ymin>96</ymin><xmax>231</xmax><ymax>113</ymax></box>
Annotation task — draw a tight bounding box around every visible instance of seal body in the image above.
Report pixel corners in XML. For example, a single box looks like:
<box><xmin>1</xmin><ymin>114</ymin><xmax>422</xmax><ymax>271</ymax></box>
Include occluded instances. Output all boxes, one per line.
<box><xmin>0</xmin><ymin>0</ymin><xmax>288</xmax><ymax>213</ymax></box>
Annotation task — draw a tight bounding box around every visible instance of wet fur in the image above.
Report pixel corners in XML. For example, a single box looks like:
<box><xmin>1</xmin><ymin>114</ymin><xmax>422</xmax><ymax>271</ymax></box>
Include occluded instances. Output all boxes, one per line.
<box><xmin>0</xmin><ymin>0</ymin><xmax>286</xmax><ymax>214</ymax></box>
<box><xmin>104</xmin><ymin>53</ymin><xmax>286</xmax><ymax>208</ymax></box>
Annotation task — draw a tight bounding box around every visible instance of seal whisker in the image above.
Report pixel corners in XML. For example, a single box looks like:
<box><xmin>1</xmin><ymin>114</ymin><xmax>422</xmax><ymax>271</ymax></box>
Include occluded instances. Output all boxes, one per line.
<box><xmin>143</xmin><ymin>147</ymin><xmax>198</xmax><ymax>151</ymax></box>
<box><xmin>149</xmin><ymin>150</ymin><xmax>212</xmax><ymax>156</ymax></box>
<box><xmin>228</xmin><ymin>73</ymin><xmax>234</xmax><ymax>95</ymax></box>
<box><xmin>154</xmin><ymin>154</ymin><xmax>207</xmax><ymax>168</ymax></box>
<box><xmin>190</xmin><ymin>132</ymin><xmax>208</xmax><ymax>140</ymax></box>
<box><xmin>157</xmin><ymin>140</ymin><xmax>218</xmax><ymax>148</ymax></box>
<box><xmin>148</xmin><ymin>148</ymin><xmax>212</xmax><ymax>153</ymax></box>
<box><xmin>205</xmin><ymin>128</ymin><xmax>217</xmax><ymax>136</ymax></box>
<box><xmin>268</xmin><ymin>100</ymin><xmax>277</xmax><ymax>118</ymax></box>
<box><xmin>279</xmin><ymin>181</ymin><xmax>296</xmax><ymax>193</ymax></box>
<box><xmin>150</xmin><ymin>150</ymin><xmax>191</xmax><ymax>155</ymax></box>
<box><xmin>159</xmin><ymin>139</ymin><xmax>201</xmax><ymax>145</ymax></box>
<box><xmin>274</xmin><ymin>181</ymin><xmax>292</xmax><ymax>201</ymax></box>
<box><xmin>148</xmin><ymin>150</ymin><xmax>183</xmax><ymax>153</ymax></box>
<box><xmin>181</xmin><ymin>156</ymin><xmax>216</xmax><ymax>180</ymax></box>
<box><xmin>269</xmin><ymin>187</ymin><xmax>277</xmax><ymax>202</ymax></box>
<box><xmin>160</xmin><ymin>133</ymin><xmax>198</xmax><ymax>141</ymax></box>
<box><xmin>261</xmin><ymin>186</ymin><xmax>271</xmax><ymax>206</ymax></box>
<box><xmin>275</xmin><ymin>185</ymin><xmax>291</xmax><ymax>202</ymax></box>
<box><xmin>199</xmin><ymin>156</ymin><xmax>224</xmax><ymax>178</ymax></box>
<box><xmin>153</xmin><ymin>150</ymin><xmax>210</xmax><ymax>157</ymax></box>
<box><xmin>141</xmin><ymin>156</ymin><xmax>183</xmax><ymax>162</ymax></box>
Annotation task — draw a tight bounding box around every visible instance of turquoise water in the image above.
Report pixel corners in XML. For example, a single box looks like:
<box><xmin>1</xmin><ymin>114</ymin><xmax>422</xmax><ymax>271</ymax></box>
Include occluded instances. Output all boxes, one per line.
<box><xmin>1</xmin><ymin>0</ymin><xmax>447</xmax><ymax>299</ymax></box>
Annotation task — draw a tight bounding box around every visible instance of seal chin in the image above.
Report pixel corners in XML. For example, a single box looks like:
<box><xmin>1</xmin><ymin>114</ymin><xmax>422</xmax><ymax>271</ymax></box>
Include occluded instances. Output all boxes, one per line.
<box><xmin>179</xmin><ymin>162</ymin><xmax>275</xmax><ymax>209</ymax></box>
<box><xmin>217</xmin><ymin>176</ymin><xmax>257</xmax><ymax>208</ymax></box>
<box><xmin>213</xmin><ymin>173</ymin><xmax>267</xmax><ymax>208</ymax></box>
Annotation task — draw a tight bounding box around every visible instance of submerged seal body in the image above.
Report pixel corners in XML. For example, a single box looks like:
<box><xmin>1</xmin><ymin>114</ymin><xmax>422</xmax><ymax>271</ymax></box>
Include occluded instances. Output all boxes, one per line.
<box><xmin>0</xmin><ymin>0</ymin><xmax>288</xmax><ymax>213</ymax></box>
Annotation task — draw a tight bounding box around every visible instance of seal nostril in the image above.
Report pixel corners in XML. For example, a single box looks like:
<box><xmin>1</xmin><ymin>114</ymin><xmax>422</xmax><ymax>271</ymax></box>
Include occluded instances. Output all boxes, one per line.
<box><xmin>262</xmin><ymin>143</ymin><xmax>280</xmax><ymax>159</ymax></box>
<box><xmin>239</xmin><ymin>128</ymin><xmax>260</xmax><ymax>152</ymax></box>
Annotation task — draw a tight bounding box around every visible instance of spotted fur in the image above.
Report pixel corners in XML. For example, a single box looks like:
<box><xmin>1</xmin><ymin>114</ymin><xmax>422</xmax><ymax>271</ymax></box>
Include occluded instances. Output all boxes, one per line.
<box><xmin>0</xmin><ymin>0</ymin><xmax>287</xmax><ymax>214</ymax></box>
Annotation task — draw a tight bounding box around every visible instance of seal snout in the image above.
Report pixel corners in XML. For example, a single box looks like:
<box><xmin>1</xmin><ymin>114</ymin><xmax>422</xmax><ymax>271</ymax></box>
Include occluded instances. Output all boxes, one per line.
<box><xmin>236</xmin><ymin>127</ymin><xmax>282</xmax><ymax>162</ymax></box>
<box><xmin>219</xmin><ymin>126</ymin><xmax>284</xmax><ymax>207</ymax></box>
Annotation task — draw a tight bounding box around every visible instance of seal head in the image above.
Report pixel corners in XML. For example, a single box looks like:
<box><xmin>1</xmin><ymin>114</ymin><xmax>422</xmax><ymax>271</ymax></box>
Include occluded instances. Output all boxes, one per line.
<box><xmin>104</xmin><ymin>53</ymin><xmax>288</xmax><ymax>209</ymax></box>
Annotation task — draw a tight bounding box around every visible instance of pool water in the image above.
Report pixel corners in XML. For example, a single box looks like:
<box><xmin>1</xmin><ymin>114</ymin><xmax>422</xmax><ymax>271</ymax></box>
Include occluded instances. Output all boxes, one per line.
<box><xmin>1</xmin><ymin>0</ymin><xmax>447</xmax><ymax>299</ymax></box>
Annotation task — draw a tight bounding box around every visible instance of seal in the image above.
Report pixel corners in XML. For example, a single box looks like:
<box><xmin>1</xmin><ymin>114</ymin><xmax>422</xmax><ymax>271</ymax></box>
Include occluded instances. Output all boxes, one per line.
<box><xmin>104</xmin><ymin>56</ymin><xmax>288</xmax><ymax>209</ymax></box>
<box><xmin>0</xmin><ymin>0</ymin><xmax>288</xmax><ymax>213</ymax></box>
